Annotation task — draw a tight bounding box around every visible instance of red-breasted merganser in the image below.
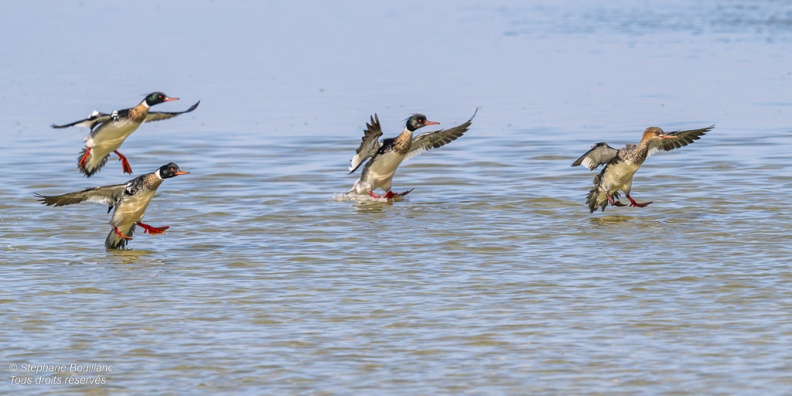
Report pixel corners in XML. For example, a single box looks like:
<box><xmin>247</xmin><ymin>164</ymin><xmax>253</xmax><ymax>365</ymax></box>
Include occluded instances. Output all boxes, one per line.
<box><xmin>572</xmin><ymin>125</ymin><xmax>713</xmax><ymax>213</ymax></box>
<box><xmin>348</xmin><ymin>110</ymin><xmax>477</xmax><ymax>199</ymax></box>
<box><xmin>36</xmin><ymin>162</ymin><xmax>189</xmax><ymax>250</ymax></box>
<box><xmin>51</xmin><ymin>92</ymin><xmax>199</xmax><ymax>177</ymax></box>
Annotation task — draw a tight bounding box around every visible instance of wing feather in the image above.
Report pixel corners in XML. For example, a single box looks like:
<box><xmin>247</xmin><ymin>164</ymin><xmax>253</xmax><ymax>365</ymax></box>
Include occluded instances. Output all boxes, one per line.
<box><xmin>144</xmin><ymin>100</ymin><xmax>200</xmax><ymax>123</ymax></box>
<box><xmin>572</xmin><ymin>142</ymin><xmax>619</xmax><ymax>170</ymax></box>
<box><xmin>647</xmin><ymin>125</ymin><xmax>714</xmax><ymax>157</ymax></box>
<box><xmin>35</xmin><ymin>184</ymin><xmax>127</xmax><ymax>209</ymax></box>
<box><xmin>51</xmin><ymin>111</ymin><xmax>112</xmax><ymax>130</ymax></box>
<box><xmin>405</xmin><ymin>108</ymin><xmax>477</xmax><ymax>161</ymax></box>
<box><xmin>348</xmin><ymin>114</ymin><xmax>384</xmax><ymax>173</ymax></box>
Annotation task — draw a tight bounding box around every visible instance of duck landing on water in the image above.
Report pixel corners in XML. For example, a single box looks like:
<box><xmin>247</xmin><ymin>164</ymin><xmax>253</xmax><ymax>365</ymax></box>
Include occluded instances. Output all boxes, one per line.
<box><xmin>35</xmin><ymin>162</ymin><xmax>189</xmax><ymax>250</ymax></box>
<box><xmin>572</xmin><ymin>125</ymin><xmax>713</xmax><ymax>213</ymax></box>
<box><xmin>346</xmin><ymin>110</ymin><xmax>477</xmax><ymax>199</ymax></box>
<box><xmin>51</xmin><ymin>92</ymin><xmax>199</xmax><ymax>177</ymax></box>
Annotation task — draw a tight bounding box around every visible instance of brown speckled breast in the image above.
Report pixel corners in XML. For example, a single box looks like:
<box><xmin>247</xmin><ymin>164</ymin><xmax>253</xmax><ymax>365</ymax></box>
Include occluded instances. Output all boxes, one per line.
<box><xmin>143</xmin><ymin>173</ymin><xmax>164</xmax><ymax>191</ymax></box>
<box><xmin>391</xmin><ymin>131</ymin><xmax>413</xmax><ymax>155</ymax></box>
<box><xmin>621</xmin><ymin>142</ymin><xmax>650</xmax><ymax>165</ymax></box>
<box><xmin>127</xmin><ymin>104</ymin><xmax>150</xmax><ymax>124</ymax></box>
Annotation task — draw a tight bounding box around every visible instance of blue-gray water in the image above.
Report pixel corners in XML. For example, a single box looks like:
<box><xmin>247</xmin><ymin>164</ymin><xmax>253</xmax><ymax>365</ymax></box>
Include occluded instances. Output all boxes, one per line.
<box><xmin>2</xmin><ymin>1</ymin><xmax>791</xmax><ymax>394</ymax></box>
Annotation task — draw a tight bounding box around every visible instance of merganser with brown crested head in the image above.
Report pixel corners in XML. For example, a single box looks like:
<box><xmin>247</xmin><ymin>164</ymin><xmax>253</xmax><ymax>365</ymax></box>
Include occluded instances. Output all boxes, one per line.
<box><xmin>572</xmin><ymin>125</ymin><xmax>713</xmax><ymax>213</ymax></box>
<box><xmin>51</xmin><ymin>92</ymin><xmax>199</xmax><ymax>177</ymax></box>
<box><xmin>348</xmin><ymin>110</ymin><xmax>477</xmax><ymax>199</ymax></box>
<box><xmin>35</xmin><ymin>162</ymin><xmax>189</xmax><ymax>250</ymax></box>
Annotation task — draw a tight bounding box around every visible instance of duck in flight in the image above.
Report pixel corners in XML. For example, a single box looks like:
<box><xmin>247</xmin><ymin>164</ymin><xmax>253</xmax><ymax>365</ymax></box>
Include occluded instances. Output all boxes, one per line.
<box><xmin>348</xmin><ymin>110</ymin><xmax>477</xmax><ymax>199</ymax></box>
<box><xmin>52</xmin><ymin>92</ymin><xmax>199</xmax><ymax>177</ymax></box>
<box><xmin>572</xmin><ymin>125</ymin><xmax>713</xmax><ymax>213</ymax></box>
<box><xmin>35</xmin><ymin>162</ymin><xmax>189</xmax><ymax>250</ymax></box>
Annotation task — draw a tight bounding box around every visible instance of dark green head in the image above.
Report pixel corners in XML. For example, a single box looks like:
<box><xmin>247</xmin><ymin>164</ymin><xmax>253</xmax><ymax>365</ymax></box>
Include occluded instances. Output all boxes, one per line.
<box><xmin>157</xmin><ymin>162</ymin><xmax>189</xmax><ymax>179</ymax></box>
<box><xmin>144</xmin><ymin>92</ymin><xmax>179</xmax><ymax>106</ymax></box>
<box><xmin>405</xmin><ymin>113</ymin><xmax>440</xmax><ymax>132</ymax></box>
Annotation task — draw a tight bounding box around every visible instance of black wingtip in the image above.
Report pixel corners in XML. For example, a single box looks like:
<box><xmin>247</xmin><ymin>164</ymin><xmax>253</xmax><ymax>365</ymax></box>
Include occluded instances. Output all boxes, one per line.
<box><xmin>366</xmin><ymin>113</ymin><xmax>380</xmax><ymax>130</ymax></box>
<box><xmin>34</xmin><ymin>192</ymin><xmax>55</xmax><ymax>206</ymax></box>
<box><xmin>468</xmin><ymin>107</ymin><xmax>479</xmax><ymax>122</ymax></box>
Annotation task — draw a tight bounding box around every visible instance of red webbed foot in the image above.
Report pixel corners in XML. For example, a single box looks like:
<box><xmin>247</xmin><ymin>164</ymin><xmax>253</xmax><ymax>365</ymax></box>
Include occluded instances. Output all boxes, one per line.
<box><xmin>114</xmin><ymin>150</ymin><xmax>133</xmax><ymax>174</ymax></box>
<box><xmin>606</xmin><ymin>193</ymin><xmax>625</xmax><ymax>206</ymax></box>
<box><xmin>369</xmin><ymin>189</ymin><xmax>414</xmax><ymax>199</ymax></box>
<box><xmin>114</xmin><ymin>227</ymin><xmax>133</xmax><ymax>240</ymax></box>
<box><xmin>393</xmin><ymin>189</ymin><xmax>414</xmax><ymax>198</ymax></box>
<box><xmin>626</xmin><ymin>194</ymin><xmax>652</xmax><ymax>208</ymax></box>
<box><xmin>79</xmin><ymin>147</ymin><xmax>91</xmax><ymax>169</ymax></box>
<box><xmin>137</xmin><ymin>221</ymin><xmax>170</xmax><ymax>235</ymax></box>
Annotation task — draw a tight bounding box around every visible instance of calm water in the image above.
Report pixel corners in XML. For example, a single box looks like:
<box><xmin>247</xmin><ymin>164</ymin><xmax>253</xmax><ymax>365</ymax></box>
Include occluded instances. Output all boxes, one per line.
<box><xmin>2</xmin><ymin>1</ymin><xmax>792</xmax><ymax>394</ymax></box>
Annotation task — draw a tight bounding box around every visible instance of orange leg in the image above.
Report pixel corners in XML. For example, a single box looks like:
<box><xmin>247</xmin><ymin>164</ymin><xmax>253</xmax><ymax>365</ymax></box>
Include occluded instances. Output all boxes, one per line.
<box><xmin>137</xmin><ymin>221</ymin><xmax>169</xmax><ymax>235</ymax></box>
<box><xmin>626</xmin><ymin>193</ymin><xmax>652</xmax><ymax>207</ymax></box>
<box><xmin>114</xmin><ymin>227</ymin><xmax>133</xmax><ymax>240</ymax></box>
<box><xmin>114</xmin><ymin>150</ymin><xmax>133</xmax><ymax>174</ymax></box>
<box><xmin>79</xmin><ymin>147</ymin><xmax>91</xmax><ymax>168</ymax></box>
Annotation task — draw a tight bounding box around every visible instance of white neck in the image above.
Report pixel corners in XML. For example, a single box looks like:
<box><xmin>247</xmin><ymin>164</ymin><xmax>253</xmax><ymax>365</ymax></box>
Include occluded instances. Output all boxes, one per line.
<box><xmin>140</xmin><ymin>99</ymin><xmax>150</xmax><ymax>108</ymax></box>
<box><xmin>155</xmin><ymin>169</ymin><xmax>163</xmax><ymax>180</ymax></box>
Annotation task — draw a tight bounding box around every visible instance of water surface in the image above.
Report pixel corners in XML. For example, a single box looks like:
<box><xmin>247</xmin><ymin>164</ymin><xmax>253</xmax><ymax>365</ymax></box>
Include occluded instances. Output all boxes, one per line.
<box><xmin>2</xmin><ymin>1</ymin><xmax>791</xmax><ymax>394</ymax></box>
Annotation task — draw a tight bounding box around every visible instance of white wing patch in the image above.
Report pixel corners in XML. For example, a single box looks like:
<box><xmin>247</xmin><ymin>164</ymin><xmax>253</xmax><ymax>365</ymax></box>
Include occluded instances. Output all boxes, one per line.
<box><xmin>348</xmin><ymin>138</ymin><xmax>382</xmax><ymax>173</ymax></box>
<box><xmin>581</xmin><ymin>157</ymin><xmax>597</xmax><ymax>170</ymax></box>
<box><xmin>647</xmin><ymin>146</ymin><xmax>661</xmax><ymax>158</ymax></box>
<box><xmin>348</xmin><ymin>155</ymin><xmax>362</xmax><ymax>172</ymax></box>
<box><xmin>70</xmin><ymin>111</ymin><xmax>103</xmax><ymax>128</ymax></box>
<box><xmin>404</xmin><ymin>146</ymin><xmax>428</xmax><ymax>161</ymax></box>
<box><xmin>84</xmin><ymin>194</ymin><xmax>117</xmax><ymax>207</ymax></box>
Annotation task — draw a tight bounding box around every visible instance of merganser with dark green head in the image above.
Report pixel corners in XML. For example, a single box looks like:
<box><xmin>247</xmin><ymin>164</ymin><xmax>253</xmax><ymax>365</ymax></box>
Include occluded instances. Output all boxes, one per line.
<box><xmin>348</xmin><ymin>110</ymin><xmax>477</xmax><ymax>199</ymax></box>
<box><xmin>35</xmin><ymin>162</ymin><xmax>189</xmax><ymax>250</ymax></box>
<box><xmin>572</xmin><ymin>125</ymin><xmax>713</xmax><ymax>213</ymax></box>
<box><xmin>51</xmin><ymin>92</ymin><xmax>199</xmax><ymax>177</ymax></box>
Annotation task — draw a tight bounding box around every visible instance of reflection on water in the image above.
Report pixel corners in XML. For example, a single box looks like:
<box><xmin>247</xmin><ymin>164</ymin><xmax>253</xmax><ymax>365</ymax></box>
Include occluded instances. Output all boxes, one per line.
<box><xmin>110</xmin><ymin>249</ymin><xmax>159</xmax><ymax>263</ymax></box>
<box><xmin>2</xmin><ymin>0</ymin><xmax>792</xmax><ymax>394</ymax></box>
<box><xmin>589</xmin><ymin>214</ymin><xmax>636</xmax><ymax>227</ymax></box>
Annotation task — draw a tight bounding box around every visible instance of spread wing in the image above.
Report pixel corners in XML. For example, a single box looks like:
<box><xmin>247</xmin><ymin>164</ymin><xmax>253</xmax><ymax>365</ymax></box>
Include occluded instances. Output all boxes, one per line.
<box><xmin>571</xmin><ymin>142</ymin><xmax>619</xmax><ymax>170</ymax></box>
<box><xmin>647</xmin><ymin>125</ymin><xmax>714</xmax><ymax>156</ymax></box>
<box><xmin>405</xmin><ymin>108</ymin><xmax>477</xmax><ymax>161</ymax></box>
<box><xmin>35</xmin><ymin>183</ymin><xmax>127</xmax><ymax>212</ymax></box>
<box><xmin>144</xmin><ymin>100</ymin><xmax>201</xmax><ymax>123</ymax></box>
<box><xmin>348</xmin><ymin>114</ymin><xmax>384</xmax><ymax>173</ymax></box>
<box><xmin>51</xmin><ymin>111</ymin><xmax>112</xmax><ymax>130</ymax></box>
